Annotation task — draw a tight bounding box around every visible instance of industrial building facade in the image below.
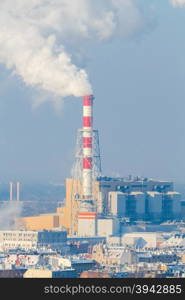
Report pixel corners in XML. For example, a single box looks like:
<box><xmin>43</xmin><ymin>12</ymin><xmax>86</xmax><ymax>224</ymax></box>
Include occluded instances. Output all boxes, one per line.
<box><xmin>20</xmin><ymin>176</ymin><xmax>182</xmax><ymax>234</ymax></box>
<box><xmin>108</xmin><ymin>189</ymin><xmax>181</xmax><ymax>221</ymax></box>
<box><xmin>0</xmin><ymin>230</ymin><xmax>67</xmax><ymax>251</ymax></box>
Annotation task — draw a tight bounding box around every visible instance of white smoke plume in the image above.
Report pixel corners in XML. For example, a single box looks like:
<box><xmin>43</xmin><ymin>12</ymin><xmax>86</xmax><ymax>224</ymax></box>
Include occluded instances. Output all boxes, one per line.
<box><xmin>170</xmin><ymin>0</ymin><xmax>185</xmax><ymax>6</ymax></box>
<box><xmin>0</xmin><ymin>0</ymin><xmax>152</xmax><ymax>103</ymax></box>
<box><xmin>0</xmin><ymin>201</ymin><xmax>23</xmax><ymax>230</ymax></box>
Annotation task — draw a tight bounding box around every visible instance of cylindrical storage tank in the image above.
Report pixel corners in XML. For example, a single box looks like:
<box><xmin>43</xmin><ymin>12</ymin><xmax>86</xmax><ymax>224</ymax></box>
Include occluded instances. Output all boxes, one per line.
<box><xmin>108</xmin><ymin>191</ymin><xmax>127</xmax><ymax>217</ymax></box>
<box><xmin>147</xmin><ymin>192</ymin><xmax>162</xmax><ymax>221</ymax></box>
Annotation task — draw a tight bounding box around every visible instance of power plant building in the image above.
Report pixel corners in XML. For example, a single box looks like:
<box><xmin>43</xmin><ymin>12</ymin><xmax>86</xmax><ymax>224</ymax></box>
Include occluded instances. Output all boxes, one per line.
<box><xmin>20</xmin><ymin>177</ymin><xmax>182</xmax><ymax>234</ymax></box>
<box><xmin>19</xmin><ymin>95</ymin><xmax>183</xmax><ymax>236</ymax></box>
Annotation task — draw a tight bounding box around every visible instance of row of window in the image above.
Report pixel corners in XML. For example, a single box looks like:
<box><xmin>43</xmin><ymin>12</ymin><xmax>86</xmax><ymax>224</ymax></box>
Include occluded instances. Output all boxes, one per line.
<box><xmin>3</xmin><ymin>238</ymin><xmax>36</xmax><ymax>242</ymax></box>
<box><xmin>3</xmin><ymin>233</ymin><xmax>36</xmax><ymax>237</ymax></box>
<box><xmin>3</xmin><ymin>243</ymin><xmax>36</xmax><ymax>247</ymax></box>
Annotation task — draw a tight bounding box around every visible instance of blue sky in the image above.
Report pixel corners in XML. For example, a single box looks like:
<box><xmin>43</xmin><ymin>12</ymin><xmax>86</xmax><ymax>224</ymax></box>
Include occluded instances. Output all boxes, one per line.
<box><xmin>0</xmin><ymin>1</ymin><xmax>185</xmax><ymax>183</ymax></box>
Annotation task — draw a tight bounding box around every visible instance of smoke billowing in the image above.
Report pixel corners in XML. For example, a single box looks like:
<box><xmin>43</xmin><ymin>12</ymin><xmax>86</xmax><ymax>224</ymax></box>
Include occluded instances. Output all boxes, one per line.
<box><xmin>0</xmin><ymin>201</ymin><xmax>22</xmax><ymax>230</ymax></box>
<box><xmin>170</xmin><ymin>0</ymin><xmax>185</xmax><ymax>6</ymax></box>
<box><xmin>0</xmin><ymin>0</ymin><xmax>153</xmax><ymax>104</ymax></box>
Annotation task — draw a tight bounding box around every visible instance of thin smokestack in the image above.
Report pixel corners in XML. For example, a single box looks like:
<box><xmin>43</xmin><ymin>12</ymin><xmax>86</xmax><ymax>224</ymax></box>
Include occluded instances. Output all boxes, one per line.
<box><xmin>16</xmin><ymin>182</ymin><xmax>20</xmax><ymax>202</ymax></box>
<box><xmin>9</xmin><ymin>182</ymin><xmax>13</xmax><ymax>201</ymax></box>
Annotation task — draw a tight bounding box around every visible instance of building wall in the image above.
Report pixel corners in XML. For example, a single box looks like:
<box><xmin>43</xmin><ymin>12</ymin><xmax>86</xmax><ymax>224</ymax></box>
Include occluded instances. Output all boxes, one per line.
<box><xmin>56</xmin><ymin>178</ymin><xmax>73</xmax><ymax>231</ymax></box>
<box><xmin>19</xmin><ymin>177</ymin><xmax>179</xmax><ymax>233</ymax></box>
<box><xmin>20</xmin><ymin>214</ymin><xmax>59</xmax><ymax>231</ymax></box>
<box><xmin>122</xmin><ymin>233</ymin><xmax>157</xmax><ymax>248</ymax></box>
<box><xmin>147</xmin><ymin>192</ymin><xmax>162</xmax><ymax>220</ymax></box>
<box><xmin>163</xmin><ymin>192</ymin><xmax>181</xmax><ymax>219</ymax></box>
<box><xmin>108</xmin><ymin>190</ymin><xmax>181</xmax><ymax>222</ymax></box>
<box><xmin>0</xmin><ymin>230</ymin><xmax>38</xmax><ymax>251</ymax></box>
<box><xmin>126</xmin><ymin>192</ymin><xmax>145</xmax><ymax>219</ymax></box>
<box><xmin>38</xmin><ymin>230</ymin><xmax>67</xmax><ymax>246</ymax></box>
<box><xmin>109</xmin><ymin>192</ymin><xmax>127</xmax><ymax>216</ymax></box>
<box><xmin>97</xmin><ymin>218</ymin><xmax>119</xmax><ymax>237</ymax></box>
<box><xmin>23</xmin><ymin>269</ymin><xmax>52</xmax><ymax>278</ymax></box>
<box><xmin>78</xmin><ymin>218</ymin><xmax>97</xmax><ymax>237</ymax></box>
<box><xmin>168</xmin><ymin>192</ymin><xmax>181</xmax><ymax>215</ymax></box>
<box><xmin>20</xmin><ymin>178</ymin><xmax>74</xmax><ymax>232</ymax></box>
<box><xmin>92</xmin><ymin>244</ymin><xmax>137</xmax><ymax>266</ymax></box>
<box><xmin>0</xmin><ymin>230</ymin><xmax>67</xmax><ymax>251</ymax></box>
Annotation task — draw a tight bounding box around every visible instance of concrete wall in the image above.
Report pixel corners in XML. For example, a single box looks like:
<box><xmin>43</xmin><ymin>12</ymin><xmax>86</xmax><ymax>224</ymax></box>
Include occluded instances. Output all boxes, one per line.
<box><xmin>20</xmin><ymin>214</ymin><xmax>59</xmax><ymax>231</ymax></box>
<box><xmin>122</xmin><ymin>232</ymin><xmax>157</xmax><ymax>248</ymax></box>
<box><xmin>97</xmin><ymin>218</ymin><xmax>119</xmax><ymax>237</ymax></box>
<box><xmin>78</xmin><ymin>218</ymin><xmax>97</xmax><ymax>237</ymax></box>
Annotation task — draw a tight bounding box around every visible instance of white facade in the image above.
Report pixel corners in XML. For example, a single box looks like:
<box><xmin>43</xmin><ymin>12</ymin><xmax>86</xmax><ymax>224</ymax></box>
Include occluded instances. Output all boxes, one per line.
<box><xmin>97</xmin><ymin>191</ymin><xmax>104</xmax><ymax>214</ymax></box>
<box><xmin>122</xmin><ymin>232</ymin><xmax>158</xmax><ymax>248</ymax></box>
<box><xmin>108</xmin><ymin>192</ymin><xmax>127</xmax><ymax>216</ymax></box>
<box><xmin>97</xmin><ymin>218</ymin><xmax>119</xmax><ymax>237</ymax></box>
<box><xmin>78</xmin><ymin>218</ymin><xmax>97</xmax><ymax>237</ymax></box>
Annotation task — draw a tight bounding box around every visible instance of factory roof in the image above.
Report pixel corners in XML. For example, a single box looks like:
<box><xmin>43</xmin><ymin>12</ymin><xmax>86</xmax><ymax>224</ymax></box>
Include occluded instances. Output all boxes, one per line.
<box><xmin>97</xmin><ymin>176</ymin><xmax>173</xmax><ymax>184</ymax></box>
<box><xmin>166</xmin><ymin>192</ymin><xmax>180</xmax><ymax>195</ymax></box>
<box><xmin>129</xmin><ymin>192</ymin><xmax>144</xmax><ymax>195</ymax></box>
<box><xmin>147</xmin><ymin>192</ymin><xmax>160</xmax><ymax>195</ymax></box>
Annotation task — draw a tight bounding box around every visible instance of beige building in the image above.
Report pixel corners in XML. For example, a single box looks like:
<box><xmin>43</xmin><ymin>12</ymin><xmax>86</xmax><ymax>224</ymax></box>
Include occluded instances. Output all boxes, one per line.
<box><xmin>0</xmin><ymin>230</ymin><xmax>67</xmax><ymax>251</ymax></box>
<box><xmin>0</xmin><ymin>230</ymin><xmax>38</xmax><ymax>251</ymax></box>
<box><xmin>122</xmin><ymin>232</ymin><xmax>159</xmax><ymax>248</ymax></box>
<box><xmin>19</xmin><ymin>178</ymin><xmax>101</xmax><ymax>234</ymax></box>
<box><xmin>92</xmin><ymin>243</ymin><xmax>137</xmax><ymax>266</ymax></box>
<box><xmin>19</xmin><ymin>179</ymin><xmax>75</xmax><ymax>232</ymax></box>
<box><xmin>24</xmin><ymin>269</ymin><xmax>52</xmax><ymax>278</ymax></box>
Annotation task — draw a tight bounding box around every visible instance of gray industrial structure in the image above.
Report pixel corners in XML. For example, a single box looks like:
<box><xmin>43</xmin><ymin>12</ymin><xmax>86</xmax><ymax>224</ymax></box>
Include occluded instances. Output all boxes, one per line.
<box><xmin>105</xmin><ymin>178</ymin><xmax>181</xmax><ymax>222</ymax></box>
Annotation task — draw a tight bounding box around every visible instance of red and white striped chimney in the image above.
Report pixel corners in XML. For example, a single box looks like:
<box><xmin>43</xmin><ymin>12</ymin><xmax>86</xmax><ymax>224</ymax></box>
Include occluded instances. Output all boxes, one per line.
<box><xmin>78</xmin><ymin>95</ymin><xmax>97</xmax><ymax>236</ymax></box>
<box><xmin>82</xmin><ymin>95</ymin><xmax>94</xmax><ymax>198</ymax></box>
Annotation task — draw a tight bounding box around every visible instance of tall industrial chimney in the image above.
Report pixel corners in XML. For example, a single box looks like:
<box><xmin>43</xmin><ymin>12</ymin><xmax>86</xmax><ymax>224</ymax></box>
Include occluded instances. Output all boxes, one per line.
<box><xmin>9</xmin><ymin>182</ymin><xmax>13</xmax><ymax>201</ymax></box>
<box><xmin>77</xmin><ymin>95</ymin><xmax>97</xmax><ymax>237</ymax></box>
<box><xmin>71</xmin><ymin>95</ymin><xmax>101</xmax><ymax>236</ymax></box>
<box><xmin>82</xmin><ymin>95</ymin><xmax>94</xmax><ymax>198</ymax></box>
